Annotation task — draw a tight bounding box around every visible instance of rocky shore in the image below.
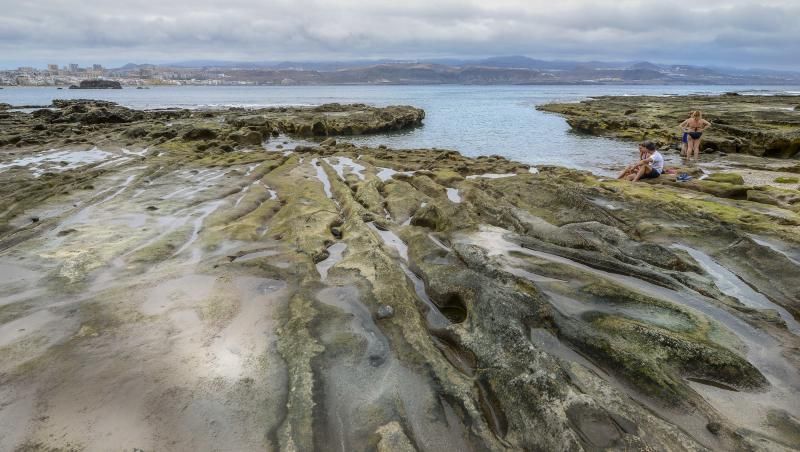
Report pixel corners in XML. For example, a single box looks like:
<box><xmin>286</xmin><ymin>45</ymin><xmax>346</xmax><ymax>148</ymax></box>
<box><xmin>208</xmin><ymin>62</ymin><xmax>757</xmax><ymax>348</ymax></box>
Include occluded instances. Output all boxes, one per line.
<box><xmin>1</xmin><ymin>100</ymin><xmax>799</xmax><ymax>451</ymax></box>
<box><xmin>538</xmin><ymin>94</ymin><xmax>800</xmax><ymax>159</ymax></box>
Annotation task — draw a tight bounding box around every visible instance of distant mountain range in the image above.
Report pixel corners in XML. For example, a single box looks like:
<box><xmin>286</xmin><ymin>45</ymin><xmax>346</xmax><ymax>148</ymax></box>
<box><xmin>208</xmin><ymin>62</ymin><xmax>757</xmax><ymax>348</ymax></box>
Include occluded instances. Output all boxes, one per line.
<box><xmin>113</xmin><ymin>56</ymin><xmax>800</xmax><ymax>85</ymax></box>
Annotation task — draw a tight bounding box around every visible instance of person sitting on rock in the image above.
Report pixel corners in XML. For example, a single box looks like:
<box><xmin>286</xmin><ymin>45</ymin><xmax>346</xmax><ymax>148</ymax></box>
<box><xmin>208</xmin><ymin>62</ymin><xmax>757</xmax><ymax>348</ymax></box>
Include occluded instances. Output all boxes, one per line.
<box><xmin>622</xmin><ymin>141</ymin><xmax>664</xmax><ymax>182</ymax></box>
<box><xmin>617</xmin><ymin>142</ymin><xmax>649</xmax><ymax>179</ymax></box>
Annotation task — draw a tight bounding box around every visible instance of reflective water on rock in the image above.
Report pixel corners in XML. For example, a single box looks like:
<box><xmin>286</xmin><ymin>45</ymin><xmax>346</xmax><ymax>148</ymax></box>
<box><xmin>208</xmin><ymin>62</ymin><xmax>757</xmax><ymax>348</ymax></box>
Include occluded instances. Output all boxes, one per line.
<box><xmin>316</xmin><ymin>242</ymin><xmax>347</xmax><ymax>281</ymax></box>
<box><xmin>674</xmin><ymin>243</ymin><xmax>800</xmax><ymax>334</ymax></box>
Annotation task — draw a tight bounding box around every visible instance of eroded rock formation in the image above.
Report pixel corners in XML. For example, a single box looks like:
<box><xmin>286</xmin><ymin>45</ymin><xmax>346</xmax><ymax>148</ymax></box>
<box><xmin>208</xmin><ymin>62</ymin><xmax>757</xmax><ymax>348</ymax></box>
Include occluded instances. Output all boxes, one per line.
<box><xmin>0</xmin><ymin>103</ymin><xmax>799</xmax><ymax>451</ymax></box>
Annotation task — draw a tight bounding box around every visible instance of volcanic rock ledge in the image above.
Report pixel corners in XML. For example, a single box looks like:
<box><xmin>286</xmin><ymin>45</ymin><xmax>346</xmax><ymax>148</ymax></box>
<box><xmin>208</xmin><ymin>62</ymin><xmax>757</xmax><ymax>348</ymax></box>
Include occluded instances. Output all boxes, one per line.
<box><xmin>0</xmin><ymin>99</ymin><xmax>425</xmax><ymax>149</ymax></box>
<box><xmin>539</xmin><ymin>94</ymin><xmax>800</xmax><ymax>158</ymax></box>
<box><xmin>0</xmin><ymin>103</ymin><xmax>799</xmax><ymax>451</ymax></box>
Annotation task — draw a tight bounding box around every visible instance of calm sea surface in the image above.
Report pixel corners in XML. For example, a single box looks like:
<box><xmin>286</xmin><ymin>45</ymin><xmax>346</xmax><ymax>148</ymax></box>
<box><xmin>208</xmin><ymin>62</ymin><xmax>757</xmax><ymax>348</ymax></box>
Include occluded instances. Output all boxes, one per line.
<box><xmin>3</xmin><ymin>85</ymin><xmax>798</xmax><ymax>175</ymax></box>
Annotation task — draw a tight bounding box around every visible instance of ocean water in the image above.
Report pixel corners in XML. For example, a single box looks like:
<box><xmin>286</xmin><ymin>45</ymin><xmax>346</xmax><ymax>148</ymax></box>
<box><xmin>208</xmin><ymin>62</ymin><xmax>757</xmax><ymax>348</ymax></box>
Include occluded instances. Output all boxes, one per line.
<box><xmin>3</xmin><ymin>85</ymin><xmax>798</xmax><ymax>175</ymax></box>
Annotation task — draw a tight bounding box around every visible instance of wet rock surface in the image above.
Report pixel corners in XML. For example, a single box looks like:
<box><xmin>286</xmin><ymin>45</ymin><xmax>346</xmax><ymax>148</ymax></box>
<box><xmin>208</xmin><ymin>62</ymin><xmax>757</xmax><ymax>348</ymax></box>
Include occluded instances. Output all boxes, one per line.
<box><xmin>1</xmin><ymin>102</ymin><xmax>799</xmax><ymax>451</ymax></box>
<box><xmin>539</xmin><ymin>94</ymin><xmax>800</xmax><ymax>158</ymax></box>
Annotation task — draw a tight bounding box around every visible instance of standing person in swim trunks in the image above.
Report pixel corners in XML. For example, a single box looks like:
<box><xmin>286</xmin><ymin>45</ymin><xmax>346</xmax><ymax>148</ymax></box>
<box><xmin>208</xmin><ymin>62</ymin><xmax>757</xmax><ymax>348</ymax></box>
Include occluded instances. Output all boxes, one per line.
<box><xmin>682</xmin><ymin>110</ymin><xmax>711</xmax><ymax>161</ymax></box>
<box><xmin>678</xmin><ymin>111</ymin><xmax>694</xmax><ymax>158</ymax></box>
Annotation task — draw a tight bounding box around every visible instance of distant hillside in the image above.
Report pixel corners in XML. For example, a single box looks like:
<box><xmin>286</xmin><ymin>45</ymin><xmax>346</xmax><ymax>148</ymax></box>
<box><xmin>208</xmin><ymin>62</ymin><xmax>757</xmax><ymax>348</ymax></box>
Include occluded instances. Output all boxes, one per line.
<box><xmin>111</xmin><ymin>56</ymin><xmax>800</xmax><ymax>85</ymax></box>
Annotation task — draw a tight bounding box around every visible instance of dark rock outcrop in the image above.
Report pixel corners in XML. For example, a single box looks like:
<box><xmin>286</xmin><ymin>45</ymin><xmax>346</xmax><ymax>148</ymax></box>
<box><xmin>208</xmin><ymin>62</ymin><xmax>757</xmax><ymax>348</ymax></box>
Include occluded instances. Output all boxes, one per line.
<box><xmin>68</xmin><ymin>79</ymin><xmax>123</xmax><ymax>89</ymax></box>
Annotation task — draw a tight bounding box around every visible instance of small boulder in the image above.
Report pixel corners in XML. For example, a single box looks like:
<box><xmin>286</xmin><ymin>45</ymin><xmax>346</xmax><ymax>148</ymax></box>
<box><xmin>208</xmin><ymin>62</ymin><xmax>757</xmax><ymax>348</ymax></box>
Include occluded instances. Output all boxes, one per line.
<box><xmin>182</xmin><ymin>127</ymin><xmax>218</xmax><ymax>140</ymax></box>
<box><xmin>376</xmin><ymin>305</ymin><xmax>395</xmax><ymax>320</ymax></box>
<box><xmin>706</xmin><ymin>172</ymin><xmax>744</xmax><ymax>185</ymax></box>
<box><xmin>411</xmin><ymin>204</ymin><xmax>449</xmax><ymax>231</ymax></box>
<box><xmin>320</xmin><ymin>137</ymin><xmax>336</xmax><ymax>147</ymax></box>
<box><xmin>124</xmin><ymin>126</ymin><xmax>150</xmax><ymax>139</ymax></box>
<box><xmin>229</xmin><ymin>130</ymin><xmax>264</xmax><ymax>146</ymax></box>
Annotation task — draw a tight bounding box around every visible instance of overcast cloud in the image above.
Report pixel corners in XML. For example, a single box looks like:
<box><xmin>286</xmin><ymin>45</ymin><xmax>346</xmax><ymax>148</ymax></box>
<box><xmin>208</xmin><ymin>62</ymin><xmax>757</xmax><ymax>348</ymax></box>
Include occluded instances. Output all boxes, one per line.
<box><xmin>1</xmin><ymin>0</ymin><xmax>798</xmax><ymax>69</ymax></box>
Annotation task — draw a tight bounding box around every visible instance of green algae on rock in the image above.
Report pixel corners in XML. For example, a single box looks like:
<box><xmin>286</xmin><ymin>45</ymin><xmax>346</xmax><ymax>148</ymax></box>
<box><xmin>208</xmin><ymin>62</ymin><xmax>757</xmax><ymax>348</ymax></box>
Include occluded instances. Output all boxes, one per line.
<box><xmin>539</xmin><ymin>94</ymin><xmax>800</xmax><ymax>158</ymax></box>
<box><xmin>1</xmin><ymin>101</ymin><xmax>799</xmax><ymax>451</ymax></box>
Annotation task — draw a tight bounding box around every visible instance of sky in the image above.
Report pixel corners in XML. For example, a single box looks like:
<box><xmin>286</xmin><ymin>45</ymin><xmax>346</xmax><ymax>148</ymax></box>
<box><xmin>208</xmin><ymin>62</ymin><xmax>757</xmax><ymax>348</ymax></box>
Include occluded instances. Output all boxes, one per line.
<box><xmin>1</xmin><ymin>0</ymin><xmax>799</xmax><ymax>70</ymax></box>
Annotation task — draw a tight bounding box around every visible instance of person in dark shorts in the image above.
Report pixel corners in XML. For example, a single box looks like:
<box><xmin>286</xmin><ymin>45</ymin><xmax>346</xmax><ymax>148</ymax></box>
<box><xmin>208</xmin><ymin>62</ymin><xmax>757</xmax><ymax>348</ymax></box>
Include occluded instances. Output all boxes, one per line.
<box><xmin>679</xmin><ymin>111</ymin><xmax>693</xmax><ymax>158</ymax></box>
<box><xmin>680</xmin><ymin>110</ymin><xmax>711</xmax><ymax>161</ymax></box>
<box><xmin>624</xmin><ymin>141</ymin><xmax>664</xmax><ymax>182</ymax></box>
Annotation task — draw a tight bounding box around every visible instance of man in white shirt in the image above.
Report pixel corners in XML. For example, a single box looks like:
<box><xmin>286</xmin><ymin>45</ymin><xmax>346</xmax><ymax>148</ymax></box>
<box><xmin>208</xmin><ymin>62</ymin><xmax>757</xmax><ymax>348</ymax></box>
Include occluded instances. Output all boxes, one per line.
<box><xmin>626</xmin><ymin>141</ymin><xmax>664</xmax><ymax>182</ymax></box>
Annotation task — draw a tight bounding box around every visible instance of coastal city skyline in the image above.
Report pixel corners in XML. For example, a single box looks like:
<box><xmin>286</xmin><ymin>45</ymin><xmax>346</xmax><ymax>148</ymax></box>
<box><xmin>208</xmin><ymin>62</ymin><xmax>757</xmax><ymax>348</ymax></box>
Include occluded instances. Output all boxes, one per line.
<box><xmin>4</xmin><ymin>56</ymin><xmax>800</xmax><ymax>87</ymax></box>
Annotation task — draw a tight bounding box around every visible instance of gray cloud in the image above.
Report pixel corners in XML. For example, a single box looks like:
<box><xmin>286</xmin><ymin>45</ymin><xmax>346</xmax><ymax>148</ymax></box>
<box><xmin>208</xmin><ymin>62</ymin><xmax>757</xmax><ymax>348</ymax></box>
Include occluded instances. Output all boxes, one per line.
<box><xmin>1</xmin><ymin>0</ymin><xmax>798</xmax><ymax>69</ymax></box>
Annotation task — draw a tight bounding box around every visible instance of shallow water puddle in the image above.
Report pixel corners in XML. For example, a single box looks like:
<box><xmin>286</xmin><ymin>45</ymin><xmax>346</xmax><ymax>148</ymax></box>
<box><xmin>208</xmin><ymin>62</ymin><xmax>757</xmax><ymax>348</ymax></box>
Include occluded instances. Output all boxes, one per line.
<box><xmin>96</xmin><ymin>174</ymin><xmax>137</xmax><ymax>205</ymax></box>
<box><xmin>140</xmin><ymin>274</ymin><xmax>217</xmax><ymax>316</ymax></box>
<box><xmin>243</xmin><ymin>164</ymin><xmax>258</xmax><ymax>177</ymax></box>
<box><xmin>324</xmin><ymin>156</ymin><xmax>366</xmax><ymax>181</ymax></box>
<box><xmin>674</xmin><ymin>244</ymin><xmax>800</xmax><ymax>334</ymax></box>
<box><xmin>232</xmin><ymin>248</ymin><xmax>280</xmax><ymax>262</ymax></box>
<box><xmin>121</xmin><ymin>148</ymin><xmax>149</xmax><ymax>157</ymax></box>
<box><xmin>172</xmin><ymin>200</ymin><xmax>226</xmax><ymax>258</ymax></box>
<box><xmin>462</xmin><ymin>225</ymin><xmax>800</xmax><ymax>443</ymax></box>
<box><xmin>367</xmin><ymin>222</ymin><xmax>408</xmax><ymax>261</ymax></box>
<box><xmin>0</xmin><ymin>262</ymin><xmax>41</xmax><ymax>298</ymax></box>
<box><xmin>316</xmin><ymin>242</ymin><xmax>347</xmax><ymax>281</ymax></box>
<box><xmin>233</xmin><ymin>183</ymin><xmax>253</xmax><ymax>207</ymax></box>
<box><xmin>748</xmin><ymin>234</ymin><xmax>800</xmax><ymax>266</ymax></box>
<box><xmin>0</xmin><ymin>309</ymin><xmax>61</xmax><ymax>348</ymax></box>
<box><xmin>315</xmin><ymin>285</ymin><xmax>468</xmax><ymax>451</ymax></box>
<box><xmin>466</xmin><ymin>173</ymin><xmax>516</xmax><ymax>180</ymax></box>
<box><xmin>208</xmin><ymin>277</ymin><xmax>285</xmax><ymax>380</ymax></box>
<box><xmin>365</xmin><ymin>224</ymin><xmax>449</xmax><ymax>328</ymax></box>
<box><xmin>446</xmin><ymin>188</ymin><xmax>462</xmax><ymax>203</ymax></box>
<box><xmin>529</xmin><ymin>327</ymin><xmax>723</xmax><ymax>449</ymax></box>
<box><xmin>400</xmin><ymin>264</ymin><xmax>450</xmax><ymax>330</ymax></box>
<box><xmin>317</xmin><ymin>286</ymin><xmax>390</xmax><ymax>366</ymax></box>
<box><xmin>258</xmin><ymin>181</ymin><xmax>278</xmax><ymax>200</ymax></box>
<box><xmin>428</xmin><ymin>233</ymin><xmax>452</xmax><ymax>252</ymax></box>
<box><xmin>376</xmin><ymin>167</ymin><xmax>414</xmax><ymax>182</ymax></box>
<box><xmin>0</xmin><ymin>147</ymin><xmax>113</xmax><ymax>177</ymax></box>
<box><xmin>311</xmin><ymin>158</ymin><xmax>333</xmax><ymax>198</ymax></box>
